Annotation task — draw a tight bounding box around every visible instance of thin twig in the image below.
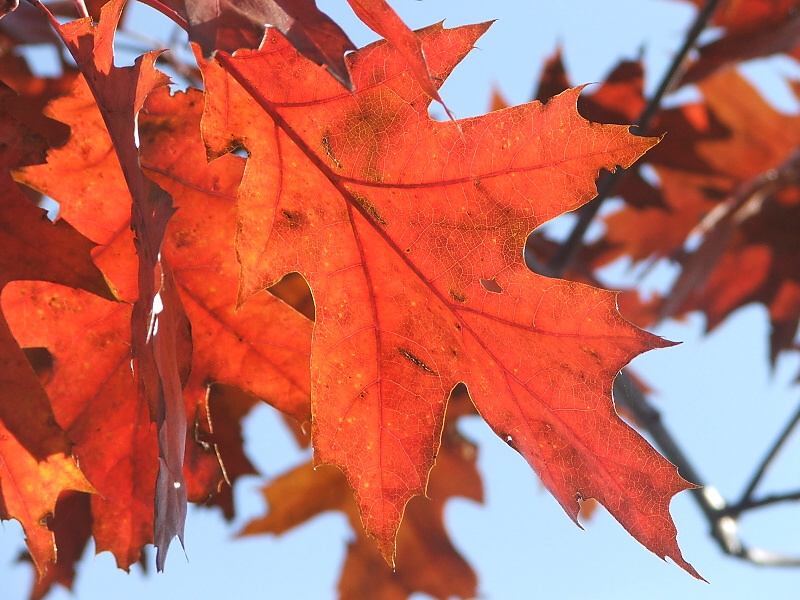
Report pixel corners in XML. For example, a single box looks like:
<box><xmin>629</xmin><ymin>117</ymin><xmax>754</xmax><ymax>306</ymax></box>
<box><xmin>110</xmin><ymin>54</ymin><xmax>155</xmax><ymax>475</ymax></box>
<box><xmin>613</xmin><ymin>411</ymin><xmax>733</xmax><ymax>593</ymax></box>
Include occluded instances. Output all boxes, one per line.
<box><xmin>545</xmin><ymin>0</ymin><xmax>725</xmax><ymax>278</ymax></box>
<box><xmin>134</xmin><ymin>0</ymin><xmax>188</xmax><ymax>29</ymax></box>
<box><xmin>739</xmin><ymin>399</ymin><xmax>800</xmax><ymax>504</ymax></box>
<box><xmin>726</xmin><ymin>490</ymin><xmax>800</xmax><ymax>517</ymax></box>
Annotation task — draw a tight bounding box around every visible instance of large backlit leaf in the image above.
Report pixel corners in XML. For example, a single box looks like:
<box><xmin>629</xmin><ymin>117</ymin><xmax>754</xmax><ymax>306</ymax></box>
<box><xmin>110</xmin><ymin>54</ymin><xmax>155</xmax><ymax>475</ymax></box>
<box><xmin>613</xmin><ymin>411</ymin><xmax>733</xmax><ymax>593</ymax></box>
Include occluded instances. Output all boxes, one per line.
<box><xmin>199</xmin><ymin>22</ymin><xmax>698</xmax><ymax>575</ymax></box>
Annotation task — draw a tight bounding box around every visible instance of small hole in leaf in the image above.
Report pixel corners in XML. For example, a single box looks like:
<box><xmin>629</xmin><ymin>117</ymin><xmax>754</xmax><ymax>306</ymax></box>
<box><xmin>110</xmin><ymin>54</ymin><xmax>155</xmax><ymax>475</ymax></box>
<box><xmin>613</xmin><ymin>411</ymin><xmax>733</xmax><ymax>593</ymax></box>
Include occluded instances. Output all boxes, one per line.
<box><xmin>480</xmin><ymin>278</ymin><xmax>503</xmax><ymax>294</ymax></box>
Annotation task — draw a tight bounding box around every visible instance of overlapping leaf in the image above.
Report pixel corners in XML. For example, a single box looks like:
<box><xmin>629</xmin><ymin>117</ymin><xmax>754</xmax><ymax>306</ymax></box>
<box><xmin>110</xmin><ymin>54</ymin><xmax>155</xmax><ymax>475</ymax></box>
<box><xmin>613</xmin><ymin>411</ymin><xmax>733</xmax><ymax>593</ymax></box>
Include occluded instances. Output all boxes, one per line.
<box><xmin>0</xmin><ymin>177</ymin><xmax>101</xmax><ymax>576</ymax></box>
<box><xmin>8</xmin><ymin>77</ymin><xmax>311</xmax><ymax>578</ymax></box>
<box><xmin>0</xmin><ymin>80</ymin><xmax>110</xmax><ymax>576</ymax></box>
<box><xmin>198</xmin><ymin>21</ymin><xmax>699</xmax><ymax>575</ymax></box>
<box><xmin>342</xmin><ymin>0</ymin><xmax>451</xmax><ymax>114</ymax></box>
<box><xmin>166</xmin><ymin>0</ymin><xmax>357</xmax><ymax>89</ymax></box>
<box><xmin>161</xmin><ymin>0</ymin><xmax>441</xmax><ymax>99</ymax></box>
<box><xmin>242</xmin><ymin>388</ymin><xmax>481</xmax><ymax>600</ymax></box>
<box><xmin>36</xmin><ymin>0</ymin><xmax>190</xmax><ymax>566</ymax></box>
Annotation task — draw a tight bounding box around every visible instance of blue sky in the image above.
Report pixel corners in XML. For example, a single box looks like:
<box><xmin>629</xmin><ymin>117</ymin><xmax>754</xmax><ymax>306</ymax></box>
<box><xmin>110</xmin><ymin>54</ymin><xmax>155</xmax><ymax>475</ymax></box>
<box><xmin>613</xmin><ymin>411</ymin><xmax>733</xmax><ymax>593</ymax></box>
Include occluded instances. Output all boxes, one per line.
<box><xmin>4</xmin><ymin>1</ymin><xmax>800</xmax><ymax>598</ymax></box>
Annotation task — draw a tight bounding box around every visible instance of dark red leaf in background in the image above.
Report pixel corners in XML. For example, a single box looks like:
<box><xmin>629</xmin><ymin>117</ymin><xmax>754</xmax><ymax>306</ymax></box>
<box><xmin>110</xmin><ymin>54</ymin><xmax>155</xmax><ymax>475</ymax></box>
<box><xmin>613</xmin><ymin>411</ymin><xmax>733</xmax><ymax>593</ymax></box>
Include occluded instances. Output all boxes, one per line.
<box><xmin>178</xmin><ymin>0</ymin><xmax>357</xmax><ymax>89</ymax></box>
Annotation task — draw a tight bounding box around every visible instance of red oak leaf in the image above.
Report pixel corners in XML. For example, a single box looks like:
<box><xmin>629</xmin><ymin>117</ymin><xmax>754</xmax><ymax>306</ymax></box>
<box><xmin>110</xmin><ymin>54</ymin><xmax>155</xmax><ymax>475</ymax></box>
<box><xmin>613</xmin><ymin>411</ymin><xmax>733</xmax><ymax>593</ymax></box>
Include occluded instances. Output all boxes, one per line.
<box><xmin>665</xmin><ymin>162</ymin><xmax>800</xmax><ymax>361</ymax></box>
<box><xmin>25</xmin><ymin>491</ymin><xmax>93</xmax><ymax>600</ymax></box>
<box><xmin>198</xmin><ymin>22</ymin><xmax>699</xmax><ymax>576</ymax></box>
<box><xmin>699</xmin><ymin>0</ymin><xmax>800</xmax><ymax>30</ymax></box>
<box><xmin>186</xmin><ymin>385</ymin><xmax>261</xmax><ymax>518</ymax></box>
<box><xmin>596</xmin><ymin>69</ymin><xmax>800</xmax><ymax>267</ymax></box>
<box><xmin>533</xmin><ymin>48</ymin><xmax>646</xmax><ymax>126</ymax></box>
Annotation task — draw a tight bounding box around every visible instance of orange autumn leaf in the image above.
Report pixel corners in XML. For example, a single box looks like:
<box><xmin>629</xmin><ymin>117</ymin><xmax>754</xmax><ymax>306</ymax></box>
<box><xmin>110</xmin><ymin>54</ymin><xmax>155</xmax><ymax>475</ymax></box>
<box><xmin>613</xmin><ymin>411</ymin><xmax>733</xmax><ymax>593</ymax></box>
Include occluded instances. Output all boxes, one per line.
<box><xmin>198</xmin><ymin>21</ymin><xmax>699</xmax><ymax>576</ymax></box>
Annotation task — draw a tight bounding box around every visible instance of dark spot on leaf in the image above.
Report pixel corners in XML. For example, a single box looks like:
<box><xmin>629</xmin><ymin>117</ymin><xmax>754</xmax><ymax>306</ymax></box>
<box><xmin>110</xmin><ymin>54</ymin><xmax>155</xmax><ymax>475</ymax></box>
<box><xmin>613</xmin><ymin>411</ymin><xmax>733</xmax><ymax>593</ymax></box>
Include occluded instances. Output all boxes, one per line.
<box><xmin>352</xmin><ymin>192</ymin><xmax>387</xmax><ymax>226</ymax></box>
<box><xmin>321</xmin><ymin>132</ymin><xmax>342</xmax><ymax>169</ymax></box>
<box><xmin>449</xmin><ymin>289</ymin><xmax>467</xmax><ymax>303</ymax></box>
<box><xmin>480</xmin><ymin>278</ymin><xmax>503</xmax><ymax>293</ymax></box>
<box><xmin>281</xmin><ymin>209</ymin><xmax>306</xmax><ymax>229</ymax></box>
<box><xmin>398</xmin><ymin>347</ymin><xmax>436</xmax><ymax>375</ymax></box>
<box><xmin>172</xmin><ymin>228</ymin><xmax>196</xmax><ymax>249</ymax></box>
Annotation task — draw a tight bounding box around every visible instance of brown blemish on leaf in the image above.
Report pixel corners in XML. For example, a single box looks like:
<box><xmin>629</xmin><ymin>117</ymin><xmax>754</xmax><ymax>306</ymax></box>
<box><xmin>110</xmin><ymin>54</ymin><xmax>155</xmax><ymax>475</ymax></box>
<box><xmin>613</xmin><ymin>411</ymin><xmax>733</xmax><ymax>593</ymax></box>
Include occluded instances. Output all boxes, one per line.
<box><xmin>281</xmin><ymin>209</ymin><xmax>307</xmax><ymax>229</ymax></box>
<box><xmin>449</xmin><ymin>289</ymin><xmax>467</xmax><ymax>303</ymax></box>
<box><xmin>351</xmin><ymin>191</ymin><xmax>387</xmax><ymax>226</ymax></box>
<box><xmin>398</xmin><ymin>347</ymin><xmax>436</xmax><ymax>375</ymax></box>
<box><xmin>321</xmin><ymin>132</ymin><xmax>342</xmax><ymax>169</ymax></box>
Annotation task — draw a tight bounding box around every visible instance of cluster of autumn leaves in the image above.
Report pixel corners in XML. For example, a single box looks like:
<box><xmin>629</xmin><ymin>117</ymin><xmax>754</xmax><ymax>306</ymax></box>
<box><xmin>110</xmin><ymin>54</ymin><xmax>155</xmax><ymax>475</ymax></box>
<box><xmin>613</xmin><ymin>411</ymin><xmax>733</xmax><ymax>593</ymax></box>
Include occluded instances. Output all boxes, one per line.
<box><xmin>0</xmin><ymin>0</ymin><xmax>798</xmax><ymax>599</ymax></box>
<box><xmin>521</xmin><ymin>0</ymin><xmax>800</xmax><ymax>366</ymax></box>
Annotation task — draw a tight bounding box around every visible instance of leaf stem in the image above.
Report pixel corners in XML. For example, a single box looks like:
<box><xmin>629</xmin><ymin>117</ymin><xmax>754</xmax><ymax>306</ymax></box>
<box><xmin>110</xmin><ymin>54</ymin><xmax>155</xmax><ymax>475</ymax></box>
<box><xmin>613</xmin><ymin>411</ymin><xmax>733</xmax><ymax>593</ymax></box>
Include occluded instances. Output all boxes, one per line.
<box><xmin>71</xmin><ymin>0</ymin><xmax>88</xmax><ymax>18</ymax></box>
<box><xmin>134</xmin><ymin>0</ymin><xmax>188</xmax><ymax>30</ymax></box>
<box><xmin>545</xmin><ymin>0</ymin><xmax>725</xmax><ymax>278</ymax></box>
<box><xmin>24</xmin><ymin>0</ymin><xmax>60</xmax><ymax>29</ymax></box>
